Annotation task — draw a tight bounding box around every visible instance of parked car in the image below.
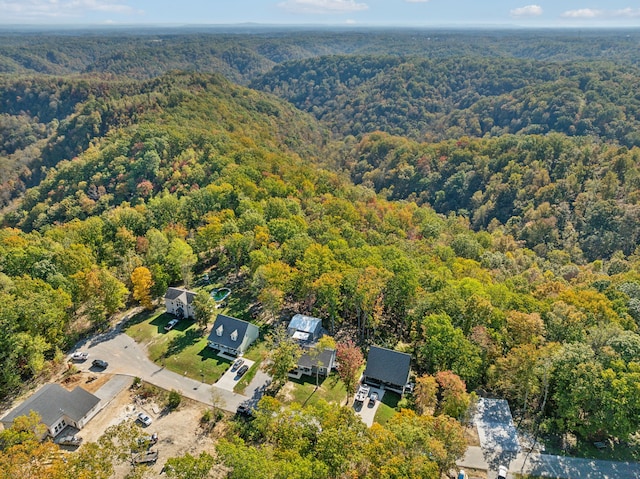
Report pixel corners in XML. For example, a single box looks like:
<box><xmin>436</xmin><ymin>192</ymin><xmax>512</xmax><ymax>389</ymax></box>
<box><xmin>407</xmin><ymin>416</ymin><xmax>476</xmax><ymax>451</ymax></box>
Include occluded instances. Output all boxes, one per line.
<box><xmin>497</xmin><ymin>465</ymin><xmax>508</xmax><ymax>479</ymax></box>
<box><xmin>368</xmin><ymin>392</ymin><xmax>378</xmax><ymax>406</ymax></box>
<box><xmin>164</xmin><ymin>319</ymin><xmax>179</xmax><ymax>331</ymax></box>
<box><xmin>137</xmin><ymin>432</ymin><xmax>158</xmax><ymax>447</ymax></box>
<box><xmin>137</xmin><ymin>412</ymin><xmax>153</xmax><ymax>427</ymax></box>
<box><xmin>236</xmin><ymin>364</ymin><xmax>249</xmax><ymax>377</ymax></box>
<box><xmin>457</xmin><ymin>470</ymin><xmax>467</xmax><ymax>479</ymax></box>
<box><xmin>92</xmin><ymin>359</ymin><xmax>108</xmax><ymax>369</ymax></box>
<box><xmin>231</xmin><ymin>358</ymin><xmax>244</xmax><ymax>372</ymax></box>
<box><xmin>58</xmin><ymin>435</ymin><xmax>83</xmax><ymax>446</ymax></box>
<box><xmin>132</xmin><ymin>450</ymin><xmax>158</xmax><ymax>464</ymax></box>
<box><xmin>71</xmin><ymin>351</ymin><xmax>89</xmax><ymax>362</ymax></box>
<box><xmin>236</xmin><ymin>403</ymin><xmax>255</xmax><ymax>417</ymax></box>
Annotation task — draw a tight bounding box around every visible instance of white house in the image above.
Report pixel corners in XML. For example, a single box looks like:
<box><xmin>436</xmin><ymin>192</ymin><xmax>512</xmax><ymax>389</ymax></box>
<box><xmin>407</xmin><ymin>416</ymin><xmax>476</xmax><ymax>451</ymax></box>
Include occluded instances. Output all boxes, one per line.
<box><xmin>164</xmin><ymin>287</ymin><xmax>196</xmax><ymax>319</ymax></box>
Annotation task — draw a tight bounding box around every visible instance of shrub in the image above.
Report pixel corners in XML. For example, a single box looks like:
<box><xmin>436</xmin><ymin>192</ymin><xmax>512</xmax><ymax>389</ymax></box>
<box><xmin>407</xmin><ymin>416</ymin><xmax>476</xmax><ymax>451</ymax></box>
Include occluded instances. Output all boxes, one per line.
<box><xmin>166</xmin><ymin>389</ymin><xmax>182</xmax><ymax>410</ymax></box>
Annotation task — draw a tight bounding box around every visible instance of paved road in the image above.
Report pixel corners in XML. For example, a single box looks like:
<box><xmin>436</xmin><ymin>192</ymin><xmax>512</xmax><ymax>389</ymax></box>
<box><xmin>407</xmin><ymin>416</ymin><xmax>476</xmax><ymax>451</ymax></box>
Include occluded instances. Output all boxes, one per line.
<box><xmin>457</xmin><ymin>397</ymin><xmax>640</xmax><ymax>478</ymax></box>
<box><xmin>71</xmin><ymin>315</ymin><xmax>266</xmax><ymax>414</ymax></box>
<box><xmin>457</xmin><ymin>446</ymin><xmax>640</xmax><ymax>479</ymax></box>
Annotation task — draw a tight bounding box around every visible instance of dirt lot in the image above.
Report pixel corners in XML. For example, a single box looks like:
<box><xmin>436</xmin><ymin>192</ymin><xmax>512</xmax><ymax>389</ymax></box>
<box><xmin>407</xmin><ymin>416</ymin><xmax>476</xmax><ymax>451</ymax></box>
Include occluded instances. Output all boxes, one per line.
<box><xmin>66</xmin><ymin>374</ymin><xmax>220</xmax><ymax>478</ymax></box>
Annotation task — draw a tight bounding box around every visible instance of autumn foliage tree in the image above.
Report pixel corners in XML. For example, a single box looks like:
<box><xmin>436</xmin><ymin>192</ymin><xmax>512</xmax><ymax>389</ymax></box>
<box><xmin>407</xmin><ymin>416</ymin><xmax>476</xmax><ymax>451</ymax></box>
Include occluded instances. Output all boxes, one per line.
<box><xmin>130</xmin><ymin>266</ymin><xmax>154</xmax><ymax>310</ymax></box>
<box><xmin>336</xmin><ymin>340</ymin><xmax>364</xmax><ymax>403</ymax></box>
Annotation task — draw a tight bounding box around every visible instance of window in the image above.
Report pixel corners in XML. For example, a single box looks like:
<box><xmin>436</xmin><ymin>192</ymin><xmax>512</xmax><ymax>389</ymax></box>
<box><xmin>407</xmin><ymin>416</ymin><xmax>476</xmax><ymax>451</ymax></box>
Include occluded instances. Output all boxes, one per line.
<box><xmin>230</xmin><ymin>330</ymin><xmax>238</xmax><ymax>341</ymax></box>
<box><xmin>216</xmin><ymin>325</ymin><xmax>223</xmax><ymax>337</ymax></box>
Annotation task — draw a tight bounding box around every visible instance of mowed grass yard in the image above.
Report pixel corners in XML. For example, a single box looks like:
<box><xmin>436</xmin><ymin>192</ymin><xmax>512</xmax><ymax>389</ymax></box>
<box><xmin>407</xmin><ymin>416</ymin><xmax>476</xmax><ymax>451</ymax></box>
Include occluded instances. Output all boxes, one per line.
<box><xmin>281</xmin><ymin>374</ymin><xmax>350</xmax><ymax>408</ymax></box>
<box><xmin>125</xmin><ymin>309</ymin><xmax>231</xmax><ymax>383</ymax></box>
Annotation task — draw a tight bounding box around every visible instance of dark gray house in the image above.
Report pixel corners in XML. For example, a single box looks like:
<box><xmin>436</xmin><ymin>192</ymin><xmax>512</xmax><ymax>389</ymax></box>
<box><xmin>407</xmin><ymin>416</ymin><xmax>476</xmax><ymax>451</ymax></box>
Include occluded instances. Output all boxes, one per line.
<box><xmin>362</xmin><ymin>346</ymin><xmax>411</xmax><ymax>394</ymax></box>
<box><xmin>1</xmin><ymin>384</ymin><xmax>101</xmax><ymax>438</ymax></box>
<box><xmin>207</xmin><ymin>314</ymin><xmax>260</xmax><ymax>356</ymax></box>
<box><xmin>293</xmin><ymin>347</ymin><xmax>336</xmax><ymax>378</ymax></box>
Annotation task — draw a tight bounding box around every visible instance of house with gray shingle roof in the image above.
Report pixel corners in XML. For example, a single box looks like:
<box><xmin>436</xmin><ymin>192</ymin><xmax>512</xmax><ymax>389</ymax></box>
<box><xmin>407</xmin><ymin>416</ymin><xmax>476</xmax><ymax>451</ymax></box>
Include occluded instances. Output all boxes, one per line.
<box><xmin>362</xmin><ymin>346</ymin><xmax>411</xmax><ymax>394</ymax></box>
<box><xmin>207</xmin><ymin>314</ymin><xmax>259</xmax><ymax>357</ymax></box>
<box><xmin>164</xmin><ymin>287</ymin><xmax>196</xmax><ymax>319</ymax></box>
<box><xmin>1</xmin><ymin>384</ymin><xmax>100</xmax><ymax>438</ymax></box>
<box><xmin>287</xmin><ymin>314</ymin><xmax>323</xmax><ymax>343</ymax></box>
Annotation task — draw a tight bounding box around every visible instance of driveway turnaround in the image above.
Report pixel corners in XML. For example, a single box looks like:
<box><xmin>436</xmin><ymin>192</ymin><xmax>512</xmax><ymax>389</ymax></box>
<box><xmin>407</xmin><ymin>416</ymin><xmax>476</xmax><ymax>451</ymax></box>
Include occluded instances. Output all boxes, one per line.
<box><xmin>70</xmin><ymin>318</ymin><xmax>267</xmax><ymax>414</ymax></box>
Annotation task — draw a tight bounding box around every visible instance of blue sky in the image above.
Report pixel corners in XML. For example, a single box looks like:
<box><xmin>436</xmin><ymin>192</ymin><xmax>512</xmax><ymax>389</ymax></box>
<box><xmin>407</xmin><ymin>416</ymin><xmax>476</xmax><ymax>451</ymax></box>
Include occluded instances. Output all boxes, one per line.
<box><xmin>2</xmin><ymin>0</ymin><xmax>640</xmax><ymax>26</ymax></box>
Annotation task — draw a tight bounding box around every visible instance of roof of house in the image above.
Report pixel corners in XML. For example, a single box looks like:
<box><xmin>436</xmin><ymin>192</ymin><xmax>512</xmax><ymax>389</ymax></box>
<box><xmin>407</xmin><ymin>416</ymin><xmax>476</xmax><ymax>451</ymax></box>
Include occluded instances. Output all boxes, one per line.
<box><xmin>164</xmin><ymin>287</ymin><xmax>196</xmax><ymax>304</ymax></box>
<box><xmin>297</xmin><ymin>348</ymin><xmax>336</xmax><ymax>369</ymax></box>
<box><xmin>288</xmin><ymin>314</ymin><xmax>322</xmax><ymax>334</ymax></box>
<box><xmin>207</xmin><ymin>314</ymin><xmax>257</xmax><ymax>350</ymax></box>
<box><xmin>1</xmin><ymin>384</ymin><xmax>100</xmax><ymax>427</ymax></box>
<box><xmin>363</xmin><ymin>346</ymin><xmax>411</xmax><ymax>387</ymax></box>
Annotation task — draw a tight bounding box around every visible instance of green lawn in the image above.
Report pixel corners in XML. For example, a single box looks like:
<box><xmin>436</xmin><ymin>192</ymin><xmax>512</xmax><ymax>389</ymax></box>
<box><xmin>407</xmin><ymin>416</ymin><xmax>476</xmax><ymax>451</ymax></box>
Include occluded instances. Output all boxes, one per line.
<box><xmin>374</xmin><ymin>391</ymin><xmax>401</xmax><ymax>425</ymax></box>
<box><xmin>283</xmin><ymin>374</ymin><xmax>349</xmax><ymax>407</ymax></box>
<box><xmin>125</xmin><ymin>309</ymin><xmax>231</xmax><ymax>383</ymax></box>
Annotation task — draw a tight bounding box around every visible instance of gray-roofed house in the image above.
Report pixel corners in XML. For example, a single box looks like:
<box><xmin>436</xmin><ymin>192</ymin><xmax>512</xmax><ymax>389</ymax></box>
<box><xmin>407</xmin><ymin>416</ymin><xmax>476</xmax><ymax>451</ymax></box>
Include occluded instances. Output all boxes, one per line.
<box><xmin>164</xmin><ymin>287</ymin><xmax>196</xmax><ymax>319</ymax></box>
<box><xmin>1</xmin><ymin>383</ymin><xmax>101</xmax><ymax>438</ymax></box>
<box><xmin>362</xmin><ymin>346</ymin><xmax>411</xmax><ymax>394</ymax></box>
<box><xmin>207</xmin><ymin>314</ymin><xmax>260</xmax><ymax>357</ymax></box>
<box><xmin>292</xmin><ymin>347</ymin><xmax>336</xmax><ymax>379</ymax></box>
<box><xmin>287</xmin><ymin>314</ymin><xmax>323</xmax><ymax>343</ymax></box>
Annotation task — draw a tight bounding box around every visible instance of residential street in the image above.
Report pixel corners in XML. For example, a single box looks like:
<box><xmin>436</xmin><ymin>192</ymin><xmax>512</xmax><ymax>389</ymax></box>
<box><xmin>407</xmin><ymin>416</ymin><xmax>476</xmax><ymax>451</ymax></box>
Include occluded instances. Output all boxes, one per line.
<box><xmin>71</xmin><ymin>313</ymin><xmax>268</xmax><ymax>413</ymax></box>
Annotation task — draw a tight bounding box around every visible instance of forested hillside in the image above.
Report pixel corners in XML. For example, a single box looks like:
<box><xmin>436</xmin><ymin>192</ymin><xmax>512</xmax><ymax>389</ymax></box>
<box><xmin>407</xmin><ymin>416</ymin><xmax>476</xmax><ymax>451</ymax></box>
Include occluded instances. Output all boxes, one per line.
<box><xmin>254</xmin><ymin>55</ymin><xmax>640</xmax><ymax>145</ymax></box>
<box><xmin>2</xmin><ymin>30</ymin><xmax>640</xmax><ymax>459</ymax></box>
<box><xmin>338</xmin><ymin>132</ymin><xmax>640</xmax><ymax>261</ymax></box>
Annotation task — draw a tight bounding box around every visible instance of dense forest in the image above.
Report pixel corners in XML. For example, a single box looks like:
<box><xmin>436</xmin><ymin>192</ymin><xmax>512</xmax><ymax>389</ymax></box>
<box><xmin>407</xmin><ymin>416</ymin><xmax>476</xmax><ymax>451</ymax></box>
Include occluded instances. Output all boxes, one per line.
<box><xmin>1</xmin><ymin>29</ymin><xmax>640</xmax><ymax>475</ymax></box>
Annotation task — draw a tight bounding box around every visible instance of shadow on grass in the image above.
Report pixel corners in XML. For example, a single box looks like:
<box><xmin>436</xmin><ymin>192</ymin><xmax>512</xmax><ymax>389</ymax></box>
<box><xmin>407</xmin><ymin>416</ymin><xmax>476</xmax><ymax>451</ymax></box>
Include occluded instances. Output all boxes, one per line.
<box><xmin>126</xmin><ymin>308</ymin><xmax>161</xmax><ymax>328</ymax></box>
<box><xmin>150</xmin><ymin>312</ymin><xmax>177</xmax><ymax>334</ymax></box>
<box><xmin>164</xmin><ymin>328</ymin><xmax>203</xmax><ymax>358</ymax></box>
<box><xmin>197</xmin><ymin>345</ymin><xmax>231</xmax><ymax>365</ymax></box>
<box><xmin>380</xmin><ymin>390</ymin><xmax>401</xmax><ymax>409</ymax></box>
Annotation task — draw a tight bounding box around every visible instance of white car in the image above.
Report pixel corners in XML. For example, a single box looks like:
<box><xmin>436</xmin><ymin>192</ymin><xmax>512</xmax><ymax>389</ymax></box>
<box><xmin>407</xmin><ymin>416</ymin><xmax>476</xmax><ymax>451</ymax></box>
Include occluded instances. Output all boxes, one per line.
<box><xmin>498</xmin><ymin>465</ymin><xmax>508</xmax><ymax>479</ymax></box>
<box><xmin>71</xmin><ymin>351</ymin><xmax>89</xmax><ymax>361</ymax></box>
<box><xmin>164</xmin><ymin>319</ymin><xmax>179</xmax><ymax>331</ymax></box>
<box><xmin>137</xmin><ymin>412</ymin><xmax>153</xmax><ymax>427</ymax></box>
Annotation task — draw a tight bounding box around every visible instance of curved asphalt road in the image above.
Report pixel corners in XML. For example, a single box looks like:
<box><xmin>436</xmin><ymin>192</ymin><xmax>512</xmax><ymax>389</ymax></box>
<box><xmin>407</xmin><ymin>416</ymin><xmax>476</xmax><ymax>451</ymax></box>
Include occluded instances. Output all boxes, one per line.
<box><xmin>71</xmin><ymin>313</ymin><xmax>266</xmax><ymax>413</ymax></box>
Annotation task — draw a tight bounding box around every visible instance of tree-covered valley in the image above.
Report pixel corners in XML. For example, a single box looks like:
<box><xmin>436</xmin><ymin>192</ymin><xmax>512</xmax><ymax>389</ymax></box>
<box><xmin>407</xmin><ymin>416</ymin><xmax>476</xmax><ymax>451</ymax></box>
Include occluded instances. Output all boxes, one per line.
<box><xmin>1</xmin><ymin>28</ymin><xmax>640</xmax><ymax>477</ymax></box>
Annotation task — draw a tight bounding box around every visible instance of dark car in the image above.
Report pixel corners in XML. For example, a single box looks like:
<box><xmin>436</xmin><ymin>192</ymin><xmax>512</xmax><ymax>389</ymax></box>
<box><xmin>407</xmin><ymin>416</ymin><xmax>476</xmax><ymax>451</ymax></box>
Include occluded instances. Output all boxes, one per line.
<box><xmin>368</xmin><ymin>392</ymin><xmax>378</xmax><ymax>407</ymax></box>
<box><xmin>236</xmin><ymin>403</ymin><xmax>255</xmax><ymax>417</ymax></box>
<box><xmin>236</xmin><ymin>364</ymin><xmax>249</xmax><ymax>377</ymax></box>
<box><xmin>92</xmin><ymin>359</ymin><xmax>108</xmax><ymax>369</ymax></box>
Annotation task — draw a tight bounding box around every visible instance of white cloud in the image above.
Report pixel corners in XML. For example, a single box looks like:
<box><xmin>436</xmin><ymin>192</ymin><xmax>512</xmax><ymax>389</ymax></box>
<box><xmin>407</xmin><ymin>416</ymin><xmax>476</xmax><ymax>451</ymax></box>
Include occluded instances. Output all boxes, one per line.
<box><xmin>612</xmin><ymin>8</ymin><xmax>640</xmax><ymax>18</ymax></box>
<box><xmin>277</xmin><ymin>0</ymin><xmax>369</xmax><ymax>14</ymax></box>
<box><xmin>510</xmin><ymin>5</ymin><xmax>543</xmax><ymax>17</ymax></box>
<box><xmin>0</xmin><ymin>0</ymin><xmax>141</xmax><ymax>20</ymax></box>
<box><xmin>561</xmin><ymin>8</ymin><xmax>603</xmax><ymax>18</ymax></box>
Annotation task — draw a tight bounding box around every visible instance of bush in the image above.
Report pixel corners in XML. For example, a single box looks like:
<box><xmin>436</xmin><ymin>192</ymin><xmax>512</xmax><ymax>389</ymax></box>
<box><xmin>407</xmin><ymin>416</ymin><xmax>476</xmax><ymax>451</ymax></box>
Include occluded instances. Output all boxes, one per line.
<box><xmin>166</xmin><ymin>389</ymin><xmax>182</xmax><ymax>410</ymax></box>
<box><xmin>132</xmin><ymin>376</ymin><xmax>142</xmax><ymax>388</ymax></box>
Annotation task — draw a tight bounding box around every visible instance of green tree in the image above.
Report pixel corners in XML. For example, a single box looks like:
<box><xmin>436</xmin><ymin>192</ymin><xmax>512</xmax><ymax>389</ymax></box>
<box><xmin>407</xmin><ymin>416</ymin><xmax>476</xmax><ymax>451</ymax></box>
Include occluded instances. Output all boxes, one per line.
<box><xmin>262</xmin><ymin>324</ymin><xmax>302</xmax><ymax>391</ymax></box>
<box><xmin>164</xmin><ymin>452</ymin><xmax>215</xmax><ymax>479</ymax></box>
<box><xmin>193</xmin><ymin>290</ymin><xmax>215</xmax><ymax>330</ymax></box>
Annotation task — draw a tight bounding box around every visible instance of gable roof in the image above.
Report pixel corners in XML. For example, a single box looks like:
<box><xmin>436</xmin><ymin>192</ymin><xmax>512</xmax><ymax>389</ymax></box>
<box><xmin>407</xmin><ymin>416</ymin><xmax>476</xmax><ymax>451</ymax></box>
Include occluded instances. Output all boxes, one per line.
<box><xmin>364</xmin><ymin>346</ymin><xmax>411</xmax><ymax>387</ymax></box>
<box><xmin>2</xmin><ymin>384</ymin><xmax>100</xmax><ymax>427</ymax></box>
<box><xmin>207</xmin><ymin>314</ymin><xmax>257</xmax><ymax>349</ymax></box>
<box><xmin>288</xmin><ymin>314</ymin><xmax>322</xmax><ymax>334</ymax></box>
<box><xmin>297</xmin><ymin>348</ymin><xmax>336</xmax><ymax>369</ymax></box>
<box><xmin>164</xmin><ymin>287</ymin><xmax>196</xmax><ymax>304</ymax></box>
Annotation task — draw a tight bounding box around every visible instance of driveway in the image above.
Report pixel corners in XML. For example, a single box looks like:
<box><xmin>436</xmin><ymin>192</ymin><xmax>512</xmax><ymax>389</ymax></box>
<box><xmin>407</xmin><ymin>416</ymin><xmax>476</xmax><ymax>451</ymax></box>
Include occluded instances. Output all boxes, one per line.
<box><xmin>69</xmin><ymin>316</ymin><xmax>269</xmax><ymax>414</ymax></box>
<box><xmin>215</xmin><ymin>358</ymin><xmax>255</xmax><ymax>391</ymax></box>
<box><xmin>353</xmin><ymin>386</ymin><xmax>384</xmax><ymax>427</ymax></box>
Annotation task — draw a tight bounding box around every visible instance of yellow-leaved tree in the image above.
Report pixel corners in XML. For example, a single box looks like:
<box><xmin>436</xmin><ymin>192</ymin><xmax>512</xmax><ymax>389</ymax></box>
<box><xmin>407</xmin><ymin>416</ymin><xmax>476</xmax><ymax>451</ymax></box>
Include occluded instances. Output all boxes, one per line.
<box><xmin>130</xmin><ymin>266</ymin><xmax>154</xmax><ymax>310</ymax></box>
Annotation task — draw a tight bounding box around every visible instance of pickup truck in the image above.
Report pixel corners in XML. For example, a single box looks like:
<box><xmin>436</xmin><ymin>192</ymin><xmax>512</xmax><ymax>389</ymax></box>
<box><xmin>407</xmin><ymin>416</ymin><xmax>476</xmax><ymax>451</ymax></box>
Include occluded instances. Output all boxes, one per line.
<box><xmin>132</xmin><ymin>449</ymin><xmax>158</xmax><ymax>464</ymax></box>
<box><xmin>355</xmin><ymin>385</ymin><xmax>370</xmax><ymax>403</ymax></box>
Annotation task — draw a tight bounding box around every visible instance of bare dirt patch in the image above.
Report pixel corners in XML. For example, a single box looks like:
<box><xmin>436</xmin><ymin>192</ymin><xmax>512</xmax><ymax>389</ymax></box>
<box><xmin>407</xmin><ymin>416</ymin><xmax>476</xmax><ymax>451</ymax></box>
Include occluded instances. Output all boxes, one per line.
<box><xmin>60</xmin><ymin>371</ymin><xmax>112</xmax><ymax>394</ymax></box>
<box><xmin>78</xmin><ymin>383</ymin><xmax>218</xmax><ymax>478</ymax></box>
